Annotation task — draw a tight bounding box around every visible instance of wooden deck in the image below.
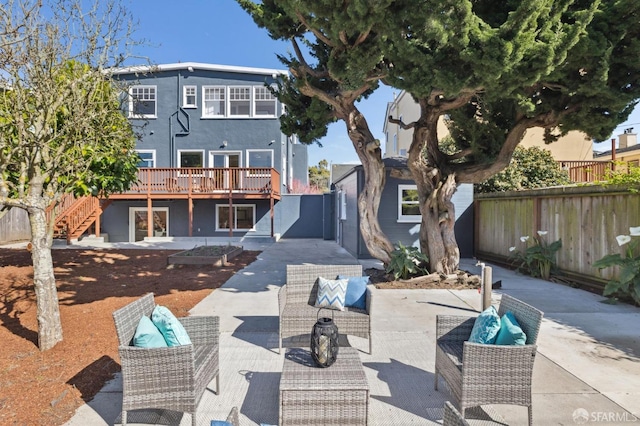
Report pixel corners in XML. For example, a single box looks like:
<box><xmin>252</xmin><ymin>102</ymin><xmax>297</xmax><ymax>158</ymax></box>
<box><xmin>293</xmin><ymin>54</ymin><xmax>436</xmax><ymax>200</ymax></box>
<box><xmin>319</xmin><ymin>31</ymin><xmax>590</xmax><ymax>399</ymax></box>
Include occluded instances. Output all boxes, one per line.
<box><xmin>107</xmin><ymin>167</ymin><xmax>281</xmax><ymax>200</ymax></box>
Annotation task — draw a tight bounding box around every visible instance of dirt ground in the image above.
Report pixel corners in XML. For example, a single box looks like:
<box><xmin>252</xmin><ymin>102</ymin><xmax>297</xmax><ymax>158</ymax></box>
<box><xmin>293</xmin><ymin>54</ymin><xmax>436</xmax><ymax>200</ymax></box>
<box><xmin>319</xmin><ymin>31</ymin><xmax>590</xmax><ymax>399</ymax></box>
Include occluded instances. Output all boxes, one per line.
<box><xmin>0</xmin><ymin>247</ymin><xmax>260</xmax><ymax>426</ymax></box>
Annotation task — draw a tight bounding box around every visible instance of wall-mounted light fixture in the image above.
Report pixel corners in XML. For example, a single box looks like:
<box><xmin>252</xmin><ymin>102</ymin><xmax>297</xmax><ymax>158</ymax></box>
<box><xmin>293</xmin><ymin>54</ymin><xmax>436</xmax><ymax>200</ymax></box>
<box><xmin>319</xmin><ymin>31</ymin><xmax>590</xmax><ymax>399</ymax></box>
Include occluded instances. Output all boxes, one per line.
<box><xmin>188</xmin><ymin>66</ymin><xmax>194</xmax><ymax>72</ymax></box>
<box><xmin>220</xmin><ymin>140</ymin><xmax>228</xmax><ymax>149</ymax></box>
<box><xmin>269</xmin><ymin>140</ymin><xmax>275</xmax><ymax>145</ymax></box>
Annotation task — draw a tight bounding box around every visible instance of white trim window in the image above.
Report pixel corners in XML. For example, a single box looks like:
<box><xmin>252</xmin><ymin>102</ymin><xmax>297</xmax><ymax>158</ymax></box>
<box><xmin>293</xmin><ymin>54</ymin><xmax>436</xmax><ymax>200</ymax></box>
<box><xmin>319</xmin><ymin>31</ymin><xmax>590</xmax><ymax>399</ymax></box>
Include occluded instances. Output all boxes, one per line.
<box><xmin>178</xmin><ymin>150</ymin><xmax>205</xmax><ymax>168</ymax></box>
<box><xmin>229</xmin><ymin>86</ymin><xmax>251</xmax><ymax>116</ymax></box>
<box><xmin>136</xmin><ymin>149</ymin><xmax>156</xmax><ymax>168</ymax></box>
<box><xmin>254</xmin><ymin>86</ymin><xmax>277</xmax><ymax>117</ymax></box>
<box><xmin>216</xmin><ymin>204</ymin><xmax>255</xmax><ymax>231</ymax></box>
<box><xmin>246</xmin><ymin>149</ymin><xmax>273</xmax><ymax>176</ymax></box>
<box><xmin>398</xmin><ymin>185</ymin><xmax>422</xmax><ymax>223</ymax></box>
<box><xmin>183</xmin><ymin>85</ymin><xmax>197</xmax><ymax>108</ymax></box>
<box><xmin>398</xmin><ymin>184</ymin><xmax>421</xmax><ymax>222</ymax></box>
<box><xmin>203</xmin><ymin>86</ymin><xmax>226</xmax><ymax>117</ymax></box>
<box><xmin>129</xmin><ymin>207</ymin><xmax>169</xmax><ymax>242</ymax></box>
<box><xmin>129</xmin><ymin>85</ymin><xmax>156</xmax><ymax>118</ymax></box>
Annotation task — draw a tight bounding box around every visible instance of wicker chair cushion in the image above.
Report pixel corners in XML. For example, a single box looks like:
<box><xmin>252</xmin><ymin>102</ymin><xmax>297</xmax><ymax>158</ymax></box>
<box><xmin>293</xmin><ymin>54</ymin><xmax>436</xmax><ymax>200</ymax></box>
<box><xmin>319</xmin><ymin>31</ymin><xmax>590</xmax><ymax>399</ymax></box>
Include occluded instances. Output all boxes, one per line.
<box><xmin>495</xmin><ymin>311</ymin><xmax>527</xmax><ymax>345</ymax></box>
<box><xmin>152</xmin><ymin>305</ymin><xmax>192</xmax><ymax>346</ymax></box>
<box><xmin>468</xmin><ymin>306</ymin><xmax>501</xmax><ymax>344</ymax></box>
<box><xmin>338</xmin><ymin>275</ymin><xmax>369</xmax><ymax>309</ymax></box>
<box><xmin>133</xmin><ymin>315</ymin><xmax>168</xmax><ymax>348</ymax></box>
<box><xmin>315</xmin><ymin>277</ymin><xmax>348</xmax><ymax>311</ymax></box>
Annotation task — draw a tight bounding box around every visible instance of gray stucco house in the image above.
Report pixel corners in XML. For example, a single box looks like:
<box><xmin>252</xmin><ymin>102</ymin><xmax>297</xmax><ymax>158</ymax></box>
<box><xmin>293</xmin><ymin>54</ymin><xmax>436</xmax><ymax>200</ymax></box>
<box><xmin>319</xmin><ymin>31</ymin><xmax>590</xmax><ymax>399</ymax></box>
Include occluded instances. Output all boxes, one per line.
<box><xmin>97</xmin><ymin>62</ymin><xmax>309</xmax><ymax>242</ymax></box>
<box><xmin>331</xmin><ymin>157</ymin><xmax>474</xmax><ymax>259</ymax></box>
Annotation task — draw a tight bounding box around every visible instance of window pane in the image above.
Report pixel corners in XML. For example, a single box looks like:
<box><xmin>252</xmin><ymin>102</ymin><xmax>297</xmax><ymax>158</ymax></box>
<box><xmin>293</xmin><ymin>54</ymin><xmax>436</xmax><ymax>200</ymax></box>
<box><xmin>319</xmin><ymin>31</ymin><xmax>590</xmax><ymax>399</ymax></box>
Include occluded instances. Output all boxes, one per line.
<box><xmin>248</xmin><ymin>151</ymin><xmax>272</xmax><ymax>168</ymax></box>
<box><xmin>131</xmin><ymin>86</ymin><xmax>156</xmax><ymax>116</ymax></box>
<box><xmin>229</xmin><ymin>87</ymin><xmax>250</xmax><ymax>115</ymax></box>
<box><xmin>402</xmin><ymin>188</ymin><xmax>419</xmax><ymax>202</ymax></box>
<box><xmin>180</xmin><ymin>152</ymin><xmax>203</xmax><ymax>167</ymax></box>
<box><xmin>137</xmin><ymin>152</ymin><xmax>154</xmax><ymax>168</ymax></box>
<box><xmin>218</xmin><ymin>206</ymin><xmax>231</xmax><ymax>229</ymax></box>
<box><xmin>402</xmin><ymin>204</ymin><xmax>421</xmax><ymax>216</ymax></box>
<box><xmin>204</xmin><ymin>87</ymin><xmax>225</xmax><ymax>116</ymax></box>
<box><xmin>236</xmin><ymin>206</ymin><xmax>253</xmax><ymax>229</ymax></box>
<box><xmin>255</xmin><ymin>86</ymin><xmax>276</xmax><ymax>116</ymax></box>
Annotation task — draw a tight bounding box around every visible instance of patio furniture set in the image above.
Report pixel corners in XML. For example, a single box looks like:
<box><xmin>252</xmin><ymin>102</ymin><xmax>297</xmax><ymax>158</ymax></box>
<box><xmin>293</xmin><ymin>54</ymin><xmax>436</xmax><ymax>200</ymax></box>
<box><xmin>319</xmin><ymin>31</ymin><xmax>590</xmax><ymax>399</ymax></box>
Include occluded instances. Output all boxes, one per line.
<box><xmin>112</xmin><ymin>264</ymin><xmax>543</xmax><ymax>426</ymax></box>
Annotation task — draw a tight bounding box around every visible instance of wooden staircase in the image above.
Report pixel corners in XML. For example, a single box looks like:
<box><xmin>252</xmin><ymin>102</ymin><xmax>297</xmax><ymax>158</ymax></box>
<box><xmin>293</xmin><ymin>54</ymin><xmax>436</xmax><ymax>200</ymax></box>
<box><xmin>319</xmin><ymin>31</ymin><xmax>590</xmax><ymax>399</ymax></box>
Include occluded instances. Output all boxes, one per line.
<box><xmin>51</xmin><ymin>195</ymin><xmax>103</xmax><ymax>243</ymax></box>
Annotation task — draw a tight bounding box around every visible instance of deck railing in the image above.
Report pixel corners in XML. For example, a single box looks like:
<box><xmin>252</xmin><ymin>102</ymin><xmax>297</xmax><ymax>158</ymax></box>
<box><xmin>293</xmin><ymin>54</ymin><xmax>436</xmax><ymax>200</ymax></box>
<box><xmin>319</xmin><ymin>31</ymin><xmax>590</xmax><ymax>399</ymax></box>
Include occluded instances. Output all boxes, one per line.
<box><xmin>557</xmin><ymin>161</ymin><xmax>614</xmax><ymax>183</ymax></box>
<box><xmin>131</xmin><ymin>167</ymin><xmax>281</xmax><ymax>196</ymax></box>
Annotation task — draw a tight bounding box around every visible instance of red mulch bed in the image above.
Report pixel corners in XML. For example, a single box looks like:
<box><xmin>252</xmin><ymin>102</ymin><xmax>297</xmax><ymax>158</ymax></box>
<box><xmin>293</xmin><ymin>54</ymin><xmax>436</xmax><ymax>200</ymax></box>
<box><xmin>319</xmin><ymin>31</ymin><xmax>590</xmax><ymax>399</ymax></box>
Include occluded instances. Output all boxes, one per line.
<box><xmin>0</xmin><ymin>247</ymin><xmax>259</xmax><ymax>426</ymax></box>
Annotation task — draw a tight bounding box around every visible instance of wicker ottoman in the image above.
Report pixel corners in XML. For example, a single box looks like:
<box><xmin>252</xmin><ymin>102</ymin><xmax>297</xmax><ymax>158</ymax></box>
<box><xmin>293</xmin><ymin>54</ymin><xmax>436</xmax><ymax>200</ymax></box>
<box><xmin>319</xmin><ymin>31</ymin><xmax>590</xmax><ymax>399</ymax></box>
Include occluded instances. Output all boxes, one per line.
<box><xmin>279</xmin><ymin>347</ymin><xmax>369</xmax><ymax>425</ymax></box>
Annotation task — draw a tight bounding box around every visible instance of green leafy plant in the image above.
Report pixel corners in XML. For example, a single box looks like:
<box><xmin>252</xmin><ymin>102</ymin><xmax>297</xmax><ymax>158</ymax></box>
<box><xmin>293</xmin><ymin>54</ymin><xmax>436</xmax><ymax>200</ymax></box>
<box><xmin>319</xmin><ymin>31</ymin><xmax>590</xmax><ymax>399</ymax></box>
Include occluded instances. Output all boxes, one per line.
<box><xmin>593</xmin><ymin>227</ymin><xmax>640</xmax><ymax>304</ymax></box>
<box><xmin>509</xmin><ymin>231</ymin><xmax>562</xmax><ymax>280</ymax></box>
<box><xmin>386</xmin><ymin>242</ymin><xmax>429</xmax><ymax>280</ymax></box>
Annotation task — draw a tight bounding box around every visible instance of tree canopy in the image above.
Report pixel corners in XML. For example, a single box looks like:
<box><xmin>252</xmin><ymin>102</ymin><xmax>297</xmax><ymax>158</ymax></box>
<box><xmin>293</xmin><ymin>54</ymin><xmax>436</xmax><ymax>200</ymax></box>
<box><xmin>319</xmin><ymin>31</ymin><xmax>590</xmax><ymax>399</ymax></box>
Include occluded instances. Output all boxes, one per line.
<box><xmin>239</xmin><ymin>0</ymin><xmax>640</xmax><ymax>274</ymax></box>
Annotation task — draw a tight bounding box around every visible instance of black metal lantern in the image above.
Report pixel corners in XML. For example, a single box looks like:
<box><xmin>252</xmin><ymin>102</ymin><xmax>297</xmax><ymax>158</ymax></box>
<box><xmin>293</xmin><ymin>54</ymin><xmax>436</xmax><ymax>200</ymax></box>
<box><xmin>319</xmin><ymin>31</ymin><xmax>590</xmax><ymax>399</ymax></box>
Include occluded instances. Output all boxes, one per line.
<box><xmin>310</xmin><ymin>310</ymin><xmax>339</xmax><ymax>367</ymax></box>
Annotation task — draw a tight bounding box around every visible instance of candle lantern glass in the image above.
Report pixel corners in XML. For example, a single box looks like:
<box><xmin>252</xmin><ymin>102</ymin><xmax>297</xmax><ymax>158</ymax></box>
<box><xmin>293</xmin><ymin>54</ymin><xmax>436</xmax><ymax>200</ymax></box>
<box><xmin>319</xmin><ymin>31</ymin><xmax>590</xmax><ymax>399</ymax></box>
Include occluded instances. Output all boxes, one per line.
<box><xmin>310</xmin><ymin>310</ymin><xmax>339</xmax><ymax>367</ymax></box>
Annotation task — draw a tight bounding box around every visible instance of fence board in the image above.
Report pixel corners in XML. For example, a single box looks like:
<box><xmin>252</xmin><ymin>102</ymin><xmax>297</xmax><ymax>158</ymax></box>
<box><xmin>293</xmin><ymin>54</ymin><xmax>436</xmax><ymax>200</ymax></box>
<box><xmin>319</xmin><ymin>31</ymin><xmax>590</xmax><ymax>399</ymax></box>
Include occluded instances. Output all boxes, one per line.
<box><xmin>0</xmin><ymin>208</ymin><xmax>31</xmax><ymax>243</ymax></box>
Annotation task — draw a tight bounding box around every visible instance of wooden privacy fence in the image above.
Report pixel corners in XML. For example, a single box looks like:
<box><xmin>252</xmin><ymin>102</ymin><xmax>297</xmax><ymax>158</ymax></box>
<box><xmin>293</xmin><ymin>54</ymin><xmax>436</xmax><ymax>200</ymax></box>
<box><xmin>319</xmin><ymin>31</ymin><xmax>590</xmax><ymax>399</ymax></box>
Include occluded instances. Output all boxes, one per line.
<box><xmin>475</xmin><ymin>184</ymin><xmax>640</xmax><ymax>291</ymax></box>
<box><xmin>0</xmin><ymin>207</ymin><xmax>31</xmax><ymax>243</ymax></box>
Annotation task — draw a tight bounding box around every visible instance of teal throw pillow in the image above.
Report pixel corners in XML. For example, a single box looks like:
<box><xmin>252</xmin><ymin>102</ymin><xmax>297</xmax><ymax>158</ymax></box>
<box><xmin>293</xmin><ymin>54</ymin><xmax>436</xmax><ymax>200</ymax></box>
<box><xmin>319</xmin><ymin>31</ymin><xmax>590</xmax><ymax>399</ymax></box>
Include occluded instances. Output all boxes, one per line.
<box><xmin>315</xmin><ymin>277</ymin><xmax>348</xmax><ymax>311</ymax></box>
<box><xmin>338</xmin><ymin>275</ymin><xmax>369</xmax><ymax>309</ymax></box>
<box><xmin>151</xmin><ymin>305</ymin><xmax>192</xmax><ymax>347</ymax></box>
<box><xmin>468</xmin><ymin>305</ymin><xmax>501</xmax><ymax>344</ymax></box>
<box><xmin>210</xmin><ymin>422</ymin><xmax>232</xmax><ymax>426</ymax></box>
<box><xmin>133</xmin><ymin>315</ymin><xmax>168</xmax><ymax>348</ymax></box>
<box><xmin>495</xmin><ymin>311</ymin><xmax>527</xmax><ymax>345</ymax></box>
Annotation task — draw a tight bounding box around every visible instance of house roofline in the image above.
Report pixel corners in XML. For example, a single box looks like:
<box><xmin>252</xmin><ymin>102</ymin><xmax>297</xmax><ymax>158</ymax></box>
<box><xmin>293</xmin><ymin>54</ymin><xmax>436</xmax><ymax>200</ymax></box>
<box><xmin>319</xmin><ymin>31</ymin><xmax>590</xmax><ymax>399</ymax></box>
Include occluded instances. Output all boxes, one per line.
<box><xmin>109</xmin><ymin>62</ymin><xmax>289</xmax><ymax>77</ymax></box>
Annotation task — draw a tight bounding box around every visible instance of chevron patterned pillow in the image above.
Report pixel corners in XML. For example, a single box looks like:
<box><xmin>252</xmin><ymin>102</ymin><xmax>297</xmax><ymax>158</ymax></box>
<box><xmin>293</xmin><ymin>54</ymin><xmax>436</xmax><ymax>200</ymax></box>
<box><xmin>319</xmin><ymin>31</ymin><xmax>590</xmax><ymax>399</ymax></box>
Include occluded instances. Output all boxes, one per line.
<box><xmin>315</xmin><ymin>277</ymin><xmax>348</xmax><ymax>311</ymax></box>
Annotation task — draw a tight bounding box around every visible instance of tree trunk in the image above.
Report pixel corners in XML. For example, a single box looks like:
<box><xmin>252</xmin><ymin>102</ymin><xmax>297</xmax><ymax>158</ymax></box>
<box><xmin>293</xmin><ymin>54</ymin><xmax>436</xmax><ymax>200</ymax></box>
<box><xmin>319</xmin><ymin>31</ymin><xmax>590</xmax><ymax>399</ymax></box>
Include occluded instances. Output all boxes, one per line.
<box><xmin>340</xmin><ymin>106</ymin><xmax>393</xmax><ymax>264</ymax></box>
<box><xmin>407</xmin><ymin>106</ymin><xmax>460</xmax><ymax>274</ymax></box>
<box><xmin>28</xmin><ymin>204</ymin><xmax>63</xmax><ymax>351</ymax></box>
<box><xmin>418</xmin><ymin>174</ymin><xmax>460</xmax><ymax>274</ymax></box>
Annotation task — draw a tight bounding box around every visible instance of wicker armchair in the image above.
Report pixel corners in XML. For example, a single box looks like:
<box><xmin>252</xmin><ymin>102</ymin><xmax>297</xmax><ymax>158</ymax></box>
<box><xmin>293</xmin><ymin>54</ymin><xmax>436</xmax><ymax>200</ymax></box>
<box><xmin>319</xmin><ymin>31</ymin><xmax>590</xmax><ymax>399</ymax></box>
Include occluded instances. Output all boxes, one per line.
<box><xmin>112</xmin><ymin>293</ymin><xmax>220</xmax><ymax>426</ymax></box>
<box><xmin>279</xmin><ymin>265</ymin><xmax>372</xmax><ymax>354</ymax></box>
<box><xmin>434</xmin><ymin>294</ymin><xmax>543</xmax><ymax>426</ymax></box>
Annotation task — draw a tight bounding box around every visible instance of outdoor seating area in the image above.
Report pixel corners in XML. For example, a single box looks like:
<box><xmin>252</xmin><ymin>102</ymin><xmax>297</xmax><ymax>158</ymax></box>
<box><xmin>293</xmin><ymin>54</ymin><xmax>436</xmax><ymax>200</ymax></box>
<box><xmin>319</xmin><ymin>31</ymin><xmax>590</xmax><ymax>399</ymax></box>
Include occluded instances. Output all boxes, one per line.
<box><xmin>68</xmin><ymin>238</ymin><xmax>640</xmax><ymax>426</ymax></box>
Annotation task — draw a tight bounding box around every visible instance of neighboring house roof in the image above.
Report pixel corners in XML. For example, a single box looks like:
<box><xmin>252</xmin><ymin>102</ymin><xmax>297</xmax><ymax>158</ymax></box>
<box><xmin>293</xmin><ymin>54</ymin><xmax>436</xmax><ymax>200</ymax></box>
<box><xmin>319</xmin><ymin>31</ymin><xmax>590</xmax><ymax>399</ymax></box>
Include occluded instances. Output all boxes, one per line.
<box><xmin>110</xmin><ymin>61</ymin><xmax>288</xmax><ymax>77</ymax></box>
<box><xmin>332</xmin><ymin>157</ymin><xmax>409</xmax><ymax>185</ymax></box>
<box><xmin>594</xmin><ymin>144</ymin><xmax>640</xmax><ymax>158</ymax></box>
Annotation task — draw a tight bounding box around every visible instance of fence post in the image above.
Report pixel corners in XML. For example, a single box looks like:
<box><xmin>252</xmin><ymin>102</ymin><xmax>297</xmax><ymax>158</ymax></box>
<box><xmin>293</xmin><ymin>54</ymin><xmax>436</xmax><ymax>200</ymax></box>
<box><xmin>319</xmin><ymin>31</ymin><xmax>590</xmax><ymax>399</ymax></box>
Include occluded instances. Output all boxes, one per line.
<box><xmin>482</xmin><ymin>266</ymin><xmax>492</xmax><ymax>311</ymax></box>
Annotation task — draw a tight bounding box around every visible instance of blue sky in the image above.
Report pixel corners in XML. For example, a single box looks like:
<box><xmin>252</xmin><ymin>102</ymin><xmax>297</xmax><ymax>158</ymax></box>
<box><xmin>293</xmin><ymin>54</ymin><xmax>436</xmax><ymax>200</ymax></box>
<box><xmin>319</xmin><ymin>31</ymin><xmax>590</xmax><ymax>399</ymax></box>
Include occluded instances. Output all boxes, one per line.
<box><xmin>126</xmin><ymin>0</ymin><xmax>638</xmax><ymax>164</ymax></box>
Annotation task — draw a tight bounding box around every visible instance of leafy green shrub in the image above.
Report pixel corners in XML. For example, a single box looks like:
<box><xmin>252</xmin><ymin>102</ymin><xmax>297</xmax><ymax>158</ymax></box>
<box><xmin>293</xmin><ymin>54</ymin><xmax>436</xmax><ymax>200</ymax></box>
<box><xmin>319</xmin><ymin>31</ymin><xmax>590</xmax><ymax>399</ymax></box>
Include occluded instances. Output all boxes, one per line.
<box><xmin>593</xmin><ymin>227</ymin><xmax>640</xmax><ymax>304</ymax></box>
<box><xmin>386</xmin><ymin>242</ymin><xmax>429</xmax><ymax>280</ymax></box>
<box><xmin>509</xmin><ymin>231</ymin><xmax>562</xmax><ymax>280</ymax></box>
<box><xmin>476</xmin><ymin>146</ymin><xmax>571</xmax><ymax>193</ymax></box>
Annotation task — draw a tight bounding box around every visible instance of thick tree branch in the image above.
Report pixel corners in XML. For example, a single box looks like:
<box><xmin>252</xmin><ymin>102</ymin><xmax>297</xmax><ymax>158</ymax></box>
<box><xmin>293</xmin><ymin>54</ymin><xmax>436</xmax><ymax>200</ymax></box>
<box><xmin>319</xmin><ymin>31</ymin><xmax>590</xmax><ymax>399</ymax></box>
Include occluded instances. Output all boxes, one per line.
<box><xmin>290</xmin><ymin>38</ymin><xmax>330</xmax><ymax>79</ymax></box>
<box><xmin>295</xmin><ymin>11</ymin><xmax>333</xmax><ymax>47</ymax></box>
<box><xmin>388</xmin><ymin>115</ymin><xmax>416</xmax><ymax>130</ymax></box>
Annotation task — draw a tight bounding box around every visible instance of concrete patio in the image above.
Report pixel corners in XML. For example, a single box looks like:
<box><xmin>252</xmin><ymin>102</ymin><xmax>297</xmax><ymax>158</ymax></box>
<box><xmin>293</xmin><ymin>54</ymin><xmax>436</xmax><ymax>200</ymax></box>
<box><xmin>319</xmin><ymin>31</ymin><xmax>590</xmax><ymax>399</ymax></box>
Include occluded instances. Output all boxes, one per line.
<box><xmin>63</xmin><ymin>238</ymin><xmax>640</xmax><ymax>426</ymax></box>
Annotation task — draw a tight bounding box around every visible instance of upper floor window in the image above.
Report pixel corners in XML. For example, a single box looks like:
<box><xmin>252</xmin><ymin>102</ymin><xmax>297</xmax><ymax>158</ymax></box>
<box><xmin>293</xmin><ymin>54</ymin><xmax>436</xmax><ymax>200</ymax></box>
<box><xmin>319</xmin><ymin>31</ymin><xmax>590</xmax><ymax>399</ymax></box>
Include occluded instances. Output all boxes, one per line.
<box><xmin>229</xmin><ymin>86</ymin><xmax>251</xmax><ymax>116</ymax></box>
<box><xmin>398</xmin><ymin>184</ymin><xmax>421</xmax><ymax>222</ymax></box>
<box><xmin>129</xmin><ymin>85</ymin><xmax>156</xmax><ymax>118</ymax></box>
<box><xmin>200</xmin><ymin>85</ymin><xmax>278</xmax><ymax>119</ymax></box>
<box><xmin>136</xmin><ymin>150</ymin><xmax>156</xmax><ymax>168</ymax></box>
<box><xmin>247</xmin><ymin>149</ymin><xmax>273</xmax><ymax>176</ymax></box>
<box><xmin>254</xmin><ymin>86</ymin><xmax>276</xmax><ymax>116</ymax></box>
<box><xmin>183</xmin><ymin>85</ymin><xmax>196</xmax><ymax>108</ymax></box>
<box><xmin>203</xmin><ymin>86</ymin><xmax>225</xmax><ymax>117</ymax></box>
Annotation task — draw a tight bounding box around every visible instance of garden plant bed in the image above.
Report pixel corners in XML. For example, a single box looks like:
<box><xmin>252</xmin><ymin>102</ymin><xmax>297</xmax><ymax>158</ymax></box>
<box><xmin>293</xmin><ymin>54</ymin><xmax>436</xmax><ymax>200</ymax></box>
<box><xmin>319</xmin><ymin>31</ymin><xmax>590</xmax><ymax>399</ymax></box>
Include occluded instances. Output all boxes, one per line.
<box><xmin>366</xmin><ymin>267</ymin><xmax>482</xmax><ymax>290</ymax></box>
<box><xmin>167</xmin><ymin>244</ymin><xmax>243</xmax><ymax>267</ymax></box>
